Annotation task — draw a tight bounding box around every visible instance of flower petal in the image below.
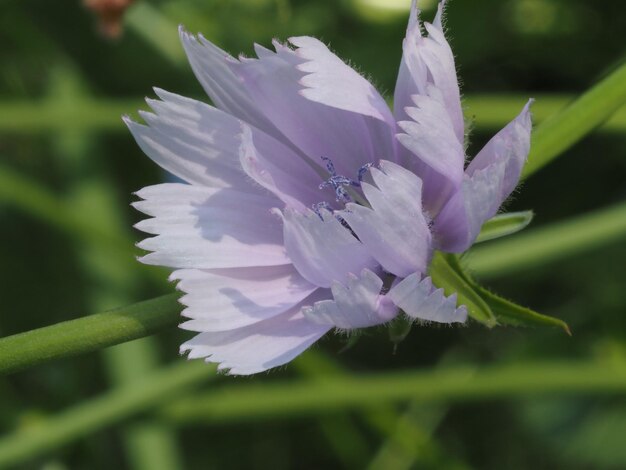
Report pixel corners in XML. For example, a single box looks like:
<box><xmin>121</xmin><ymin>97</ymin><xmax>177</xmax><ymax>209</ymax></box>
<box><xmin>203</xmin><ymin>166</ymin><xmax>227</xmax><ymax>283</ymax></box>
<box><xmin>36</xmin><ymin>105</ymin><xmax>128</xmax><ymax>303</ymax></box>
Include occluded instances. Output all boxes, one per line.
<box><xmin>303</xmin><ymin>269</ymin><xmax>398</xmax><ymax>329</ymax></box>
<box><xmin>290</xmin><ymin>36</ymin><xmax>395</xmax><ymax>125</ymax></box>
<box><xmin>280</xmin><ymin>208</ymin><xmax>377</xmax><ymax>288</ymax></box>
<box><xmin>238</xmin><ymin>124</ymin><xmax>323</xmax><ymax>211</ymax></box>
<box><xmin>432</xmin><ymin>157</ymin><xmax>507</xmax><ymax>253</ymax></box>
<box><xmin>127</xmin><ymin>89</ymin><xmax>322</xmax><ymax>209</ymax></box>
<box><xmin>134</xmin><ymin>183</ymin><xmax>290</xmax><ymax>268</ymax></box>
<box><xmin>179</xmin><ymin>27</ymin><xmax>283</xmax><ymax>140</ymax></box>
<box><xmin>394</xmin><ymin>1</ymin><xmax>464</xmax><ymax>143</ymax></box>
<box><xmin>173</xmin><ymin>265</ymin><xmax>317</xmax><ymax>332</ymax></box>
<box><xmin>228</xmin><ymin>42</ymin><xmax>397</xmax><ymax>179</ymax></box>
<box><xmin>396</xmin><ymin>88</ymin><xmax>465</xmax><ymax>213</ymax></box>
<box><xmin>181</xmin><ymin>297</ymin><xmax>331</xmax><ymax>375</ymax></box>
<box><xmin>340</xmin><ymin>161</ymin><xmax>432</xmax><ymax>278</ymax></box>
<box><xmin>433</xmin><ymin>102</ymin><xmax>533</xmax><ymax>252</ymax></box>
<box><xmin>389</xmin><ymin>273</ymin><xmax>467</xmax><ymax>324</ymax></box>
<box><xmin>466</xmin><ymin>100</ymin><xmax>533</xmax><ymax>195</ymax></box>
<box><xmin>124</xmin><ymin>92</ymin><xmax>247</xmax><ymax>190</ymax></box>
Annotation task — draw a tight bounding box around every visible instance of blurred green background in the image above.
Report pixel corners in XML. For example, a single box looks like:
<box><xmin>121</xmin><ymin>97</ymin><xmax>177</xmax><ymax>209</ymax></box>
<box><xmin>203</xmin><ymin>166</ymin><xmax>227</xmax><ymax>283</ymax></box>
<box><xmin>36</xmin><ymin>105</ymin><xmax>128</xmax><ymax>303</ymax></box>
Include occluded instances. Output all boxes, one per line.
<box><xmin>1</xmin><ymin>0</ymin><xmax>625</xmax><ymax>468</ymax></box>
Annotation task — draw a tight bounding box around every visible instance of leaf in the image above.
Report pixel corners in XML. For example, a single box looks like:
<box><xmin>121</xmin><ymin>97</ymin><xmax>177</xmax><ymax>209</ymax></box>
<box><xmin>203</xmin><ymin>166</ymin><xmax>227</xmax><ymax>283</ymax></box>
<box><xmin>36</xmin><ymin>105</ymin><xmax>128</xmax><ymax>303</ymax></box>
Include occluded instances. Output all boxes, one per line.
<box><xmin>476</xmin><ymin>211</ymin><xmax>534</xmax><ymax>243</ymax></box>
<box><xmin>429</xmin><ymin>252</ymin><xmax>497</xmax><ymax>327</ymax></box>
<box><xmin>447</xmin><ymin>254</ymin><xmax>570</xmax><ymax>334</ymax></box>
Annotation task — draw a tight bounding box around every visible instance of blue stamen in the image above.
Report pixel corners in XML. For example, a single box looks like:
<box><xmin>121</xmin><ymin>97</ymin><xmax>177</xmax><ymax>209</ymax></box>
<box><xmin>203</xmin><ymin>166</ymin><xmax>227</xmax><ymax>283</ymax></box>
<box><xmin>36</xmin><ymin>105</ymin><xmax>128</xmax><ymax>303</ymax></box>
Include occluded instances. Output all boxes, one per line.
<box><xmin>319</xmin><ymin>156</ymin><xmax>367</xmax><ymax>202</ymax></box>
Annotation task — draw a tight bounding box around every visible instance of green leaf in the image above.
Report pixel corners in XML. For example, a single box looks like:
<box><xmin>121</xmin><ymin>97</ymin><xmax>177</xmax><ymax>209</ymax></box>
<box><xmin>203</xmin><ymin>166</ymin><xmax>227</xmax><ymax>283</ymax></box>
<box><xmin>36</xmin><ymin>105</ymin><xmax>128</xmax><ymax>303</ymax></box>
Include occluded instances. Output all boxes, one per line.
<box><xmin>476</xmin><ymin>211</ymin><xmax>534</xmax><ymax>243</ymax></box>
<box><xmin>429</xmin><ymin>252</ymin><xmax>497</xmax><ymax>327</ymax></box>
<box><xmin>446</xmin><ymin>255</ymin><xmax>570</xmax><ymax>333</ymax></box>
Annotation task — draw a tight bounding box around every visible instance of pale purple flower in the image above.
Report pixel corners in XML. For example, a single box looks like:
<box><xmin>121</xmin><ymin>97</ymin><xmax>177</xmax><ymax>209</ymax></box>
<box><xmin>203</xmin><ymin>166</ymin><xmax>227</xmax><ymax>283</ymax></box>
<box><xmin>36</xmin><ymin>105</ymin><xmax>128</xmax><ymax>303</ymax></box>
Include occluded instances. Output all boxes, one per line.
<box><xmin>126</xmin><ymin>1</ymin><xmax>532</xmax><ymax>375</ymax></box>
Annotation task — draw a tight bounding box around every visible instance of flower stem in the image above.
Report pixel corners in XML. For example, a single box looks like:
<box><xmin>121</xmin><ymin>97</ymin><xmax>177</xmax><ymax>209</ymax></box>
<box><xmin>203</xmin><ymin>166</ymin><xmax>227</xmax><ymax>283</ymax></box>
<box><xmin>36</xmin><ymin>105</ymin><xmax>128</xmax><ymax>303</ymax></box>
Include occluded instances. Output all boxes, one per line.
<box><xmin>524</xmin><ymin>60</ymin><xmax>626</xmax><ymax>177</ymax></box>
<box><xmin>0</xmin><ymin>294</ymin><xmax>180</xmax><ymax>375</ymax></box>
<box><xmin>160</xmin><ymin>359</ymin><xmax>626</xmax><ymax>424</ymax></box>
<box><xmin>0</xmin><ymin>360</ymin><xmax>213</xmax><ymax>468</ymax></box>
<box><xmin>469</xmin><ymin>201</ymin><xmax>626</xmax><ymax>278</ymax></box>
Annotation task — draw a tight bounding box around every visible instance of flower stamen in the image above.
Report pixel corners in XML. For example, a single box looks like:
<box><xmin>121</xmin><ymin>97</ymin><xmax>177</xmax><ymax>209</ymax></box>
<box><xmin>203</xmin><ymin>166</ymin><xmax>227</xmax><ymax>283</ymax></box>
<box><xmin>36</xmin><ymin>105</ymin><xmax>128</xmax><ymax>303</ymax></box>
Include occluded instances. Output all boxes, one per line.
<box><xmin>319</xmin><ymin>157</ymin><xmax>375</xmax><ymax>206</ymax></box>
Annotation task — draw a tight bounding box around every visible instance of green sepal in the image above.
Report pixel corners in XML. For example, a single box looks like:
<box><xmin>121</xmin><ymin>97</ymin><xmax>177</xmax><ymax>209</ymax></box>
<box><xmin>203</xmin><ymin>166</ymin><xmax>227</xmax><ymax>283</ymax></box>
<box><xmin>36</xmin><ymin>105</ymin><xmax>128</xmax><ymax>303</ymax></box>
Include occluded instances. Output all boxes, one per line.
<box><xmin>429</xmin><ymin>252</ymin><xmax>497</xmax><ymax>327</ymax></box>
<box><xmin>446</xmin><ymin>254</ymin><xmax>571</xmax><ymax>334</ymax></box>
<box><xmin>476</xmin><ymin>210</ymin><xmax>534</xmax><ymax>243</ymax></box>
<box><xmin>475</xmin><ymin>286</ymin><xmax>571</xmax><ymax>334</ymax></box>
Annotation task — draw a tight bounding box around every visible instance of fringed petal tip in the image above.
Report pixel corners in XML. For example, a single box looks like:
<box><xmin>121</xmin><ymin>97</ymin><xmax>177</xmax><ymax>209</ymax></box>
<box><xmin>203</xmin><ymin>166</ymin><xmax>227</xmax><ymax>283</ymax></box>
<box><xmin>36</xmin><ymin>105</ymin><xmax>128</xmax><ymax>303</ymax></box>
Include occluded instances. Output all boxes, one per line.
<box><xmin>177</xmin><ymin>308</ymin><xmax>331</xmax><ymax>375</ymax></box>
<box><xmin>284</xmin><ymin>35</ymin><xmax>395</xmax><ymax>125</ymax></box>
<box><xmin>303</xmin><ymin>269</ymin><xmax>398</xmax><ymax>329</ymax></box>
<box><xmin>389</xmin><ymin>273</ymin><xmax>468</xmax><ymax>324</ymax></box>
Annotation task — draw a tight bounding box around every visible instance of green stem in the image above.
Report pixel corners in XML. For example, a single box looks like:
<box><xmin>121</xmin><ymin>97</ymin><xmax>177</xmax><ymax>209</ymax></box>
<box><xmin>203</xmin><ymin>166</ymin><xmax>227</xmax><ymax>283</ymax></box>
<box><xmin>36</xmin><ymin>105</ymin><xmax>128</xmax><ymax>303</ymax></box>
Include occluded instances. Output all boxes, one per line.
<box><xmin>524</xmin><ymin>61</ymin><xmax>626</xmax><ymax>177</ymax></box>
<box><xmin>0</xmin><ymin>294</ymin><xmax>180</xmax><ymax>375</ymax></box>
<box><xmin>0</xmin><ymin>360</ymin><xmax>213</xmax><ymax>468</ymax></box>
<box><xmin>160</xmin><ymin>359</ymin><xmax>626</xmax><ymax>424</ymax></box>
<box><xmin>469</xmin><ymin>202</ymin><xmax>626</xmax><ymax>278</ymax></box>
<box><xmin>0</xmin><ymin>95</ymin><xmax>623</xmax><ymax>133</ymax></box>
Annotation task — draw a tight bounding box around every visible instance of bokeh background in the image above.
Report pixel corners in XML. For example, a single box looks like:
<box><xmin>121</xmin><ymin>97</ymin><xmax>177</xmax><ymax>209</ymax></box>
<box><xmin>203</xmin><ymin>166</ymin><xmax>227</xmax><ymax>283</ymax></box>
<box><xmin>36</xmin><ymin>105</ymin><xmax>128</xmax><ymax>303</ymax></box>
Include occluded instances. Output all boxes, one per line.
<box><xmin>1</xmin><ymin>0</ymin><xmax>625</xmax><ymax>468</ymax></box>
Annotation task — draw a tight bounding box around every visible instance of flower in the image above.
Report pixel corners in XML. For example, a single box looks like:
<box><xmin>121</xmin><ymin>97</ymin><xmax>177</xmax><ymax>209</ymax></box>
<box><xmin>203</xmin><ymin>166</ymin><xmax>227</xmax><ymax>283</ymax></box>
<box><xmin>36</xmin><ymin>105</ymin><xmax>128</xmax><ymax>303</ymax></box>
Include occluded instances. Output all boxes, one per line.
<box><xmin>126</xmin><ymin>1</ymin><xmax>532</xmax><ymax>375</ymax></box>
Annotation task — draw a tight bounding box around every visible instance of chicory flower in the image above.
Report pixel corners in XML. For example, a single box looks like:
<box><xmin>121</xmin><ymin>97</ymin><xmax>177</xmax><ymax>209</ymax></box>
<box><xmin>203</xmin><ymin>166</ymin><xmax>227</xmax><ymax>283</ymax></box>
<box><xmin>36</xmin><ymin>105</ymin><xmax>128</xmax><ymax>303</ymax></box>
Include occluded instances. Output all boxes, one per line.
<box><xmin>126</xmin><ymin>1</ymin><xmax>532</xmax><ymax>374</ymax></box>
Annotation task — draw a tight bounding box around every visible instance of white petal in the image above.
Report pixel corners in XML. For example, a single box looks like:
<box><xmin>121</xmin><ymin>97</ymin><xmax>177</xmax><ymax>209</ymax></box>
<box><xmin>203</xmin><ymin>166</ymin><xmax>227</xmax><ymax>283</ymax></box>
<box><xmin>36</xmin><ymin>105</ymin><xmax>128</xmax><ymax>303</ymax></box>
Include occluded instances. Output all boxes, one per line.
<box><xmin>128</xmin><ymin>89</ymin><xmax>323</xmax><ymax>209</ymax></box>
<box><xmin>433</xmin><ymin>158</ymin><xmax>507</xmax><ymax>253</ymax></box>
<box><xmin>397</xmin><ymin>89</ymin><xmax>464</xmax><ymax>187</ymax></box>
<box><xmin>389</xmin><ymin>273</ymin><xmax>467</xmax><ymax>324</ymax></box>
<box><xmin>290</xmin><ymin>36</ymin><xmax>396</xmax><ymax>125</ymax></box>
<box><xmin>181</xmin><ymin>298</ymin><xmax>331</xmax><ymax>375</ymax></box>
<box><xmin>393</xmin><ymin>2</ymin><xmax>465</xmax><ymax>214</ymax></box>
<box><xmin>173</xmin><ymin>265</ymin><xmax>317</xmax><ymax>331</ymax></box>
<box><xmin>303</xmin><ymin>269</ymin><xmax>398</xmax><ymax>329</ymax></box>
<box><xmin>134</xmin><ymin>183</ymin><xmax>289</xmax><ymax>268</ymax></box>
<box><xmin>179</xmin><ymin>28</ymin><xmax>283</xmax><ymax>140</ymax></box>
<box><xmin>228</xmin><ymin>43</ymin><xmax>397</xmax><ymax>179</ymax></box>
<box><xmin>280</xmin><ymin>208</ymin><xmax>377</xmax><ymax>288</ymax></box>
<box><xmin>238</xmin><ymin>124</ymin><xmax>322</xmax><ymax>211</ymax></box>
<box><xmin>466</xmin><ymin>100</ymin><xmax>533</xmax><ymax>196</ymax></box>
<box><xmin>340</xmin><ymin>161</ymin><xmax>432</xmax><ymax>278</ymax></box>
<box><xmin>125</xmin><ymin>92</ymin><xmax>247</xmax><ymax>190</ymax></box>
<box><xmin>394</xmin><ymin>1</ymin><xmax>464</xmax><ymax>143</ymax></box>
<box><xmin>433</xmin><ymin>101</ymin><xmax>532</xmax><ymax>253</ymax></box>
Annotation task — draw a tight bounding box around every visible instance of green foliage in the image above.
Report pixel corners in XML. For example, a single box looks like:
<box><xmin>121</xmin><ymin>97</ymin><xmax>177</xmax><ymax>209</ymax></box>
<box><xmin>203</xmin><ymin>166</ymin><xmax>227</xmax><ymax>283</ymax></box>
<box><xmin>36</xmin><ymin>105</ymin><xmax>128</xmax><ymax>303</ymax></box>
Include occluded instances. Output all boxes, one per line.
<box><xmin>430</xmin><ymin>252</ymin><xmax>497</xmax><ymax>327</ymax></box>
<box><xmin>476</xmin><ymin>210</ymin><xmax>534</xmax><ymax>243</ymax></box>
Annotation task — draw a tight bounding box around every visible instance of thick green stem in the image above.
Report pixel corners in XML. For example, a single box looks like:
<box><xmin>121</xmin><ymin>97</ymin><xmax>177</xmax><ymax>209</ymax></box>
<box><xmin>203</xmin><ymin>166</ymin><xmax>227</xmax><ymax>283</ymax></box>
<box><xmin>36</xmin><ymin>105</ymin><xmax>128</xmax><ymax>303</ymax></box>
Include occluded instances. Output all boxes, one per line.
<box><xmin>0</xmin><ymin>294</ymin><xmax>180</xmax><ymax>375</ymax></box>
<box><xmin>524</xmin><ymin>61</ymin><xmax>626</xmax><ymax>177</ymax></box>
